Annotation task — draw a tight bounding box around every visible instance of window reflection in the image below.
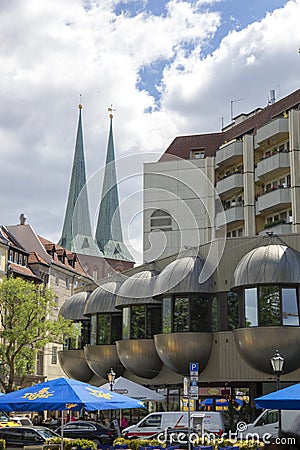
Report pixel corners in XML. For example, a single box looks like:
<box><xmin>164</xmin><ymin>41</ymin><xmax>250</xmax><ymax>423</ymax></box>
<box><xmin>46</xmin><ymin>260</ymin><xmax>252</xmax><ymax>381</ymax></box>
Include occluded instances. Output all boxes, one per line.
<box><xmin>245</xmin><ymin>288</ymin><xmax>258</xmax><ymax>326</ymax></box>
<box><xmin>260</xmin><ymin>286</ymin><xmax>280</xmax><ymax>326</ymax></box>
<box><xmin>282</xmin><ymin>288</ymin><xmax>299</xmax><ymax>326</ymax></box>
<box><xmin>227</xmin><ymin>292</ymin><xmax>239</xmax><ymax>330</ymax></box>
<box><xmin>163</xmin><ymin>297</ymin><xmax>172</xmax><ymax>333</ymax></box>
<box><xmin>174</xmin><ymin>298</ymin><xmax>189</xmax><ymax>332</ymax></box>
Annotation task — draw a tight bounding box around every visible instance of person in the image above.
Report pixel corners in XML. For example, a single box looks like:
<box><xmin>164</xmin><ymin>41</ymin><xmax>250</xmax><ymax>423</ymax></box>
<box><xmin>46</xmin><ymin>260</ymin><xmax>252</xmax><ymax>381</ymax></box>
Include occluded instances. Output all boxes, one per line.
<box><xmin>121</xmin><ymin>416</ymin><xmax>129</xmax><ymax>429</ymax></box>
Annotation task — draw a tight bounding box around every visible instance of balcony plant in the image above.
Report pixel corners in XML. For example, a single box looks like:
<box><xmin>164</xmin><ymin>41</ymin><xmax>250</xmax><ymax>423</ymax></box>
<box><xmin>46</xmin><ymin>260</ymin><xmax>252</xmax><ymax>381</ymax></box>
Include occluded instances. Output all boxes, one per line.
<box><xmin>264</xmin><ymin>219</ymin><xmax>286</xmax><ymax>229</ymax></box>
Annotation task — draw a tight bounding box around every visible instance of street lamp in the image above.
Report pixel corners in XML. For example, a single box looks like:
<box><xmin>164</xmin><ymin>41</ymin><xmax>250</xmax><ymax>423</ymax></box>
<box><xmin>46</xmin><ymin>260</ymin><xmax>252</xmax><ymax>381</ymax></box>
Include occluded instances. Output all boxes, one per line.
<box><xmin>107</xmin><ymin>368</ymin><xmax>116</xmax><ymax>392</ymax></box>
<box><xmin>270</xmin><ymin>350</ymin><xmax>284</xmax><ymax>433</ymax></box>
<box><xmin>270</xmin><ymin>350</ymin><xmax>284</xmax><ymax>391</ymax></box>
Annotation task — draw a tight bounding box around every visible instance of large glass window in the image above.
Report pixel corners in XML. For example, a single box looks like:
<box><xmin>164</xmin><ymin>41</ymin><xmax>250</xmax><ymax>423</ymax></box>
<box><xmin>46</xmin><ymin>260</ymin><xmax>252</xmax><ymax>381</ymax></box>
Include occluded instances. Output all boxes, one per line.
<box><xmin>162</xmin><ymin>297</ymin><xmax>172</xmax><ymax>333</ymax></box>
<box><xmin>190</xmin><ymin>296</ymin><xmax>211</xmax><ymax>332</ymax></box>
<box><xmin>97</xmin><ymin>315</ymin><xmax>110</xmax><ymax>345</ymax></box>
<box><xmin>111</xmin><ymin>314</ymin><xmax>123</xmax><ymax>343</ymax></box>
<box><xmin>244</xmin><ymin>286</ymin><xmax>299</xmax><ymax>327</ymax></box>
<box><xmin>227</xmin><ymin>292</ymin><xmax>239</xmax><ymax>330</ymax></box>
<box><xmin>245</xmin><ymin>288</ymin><xmax>258</xmax><ymax>327</ymax></box>
<box><xmin>146</xmin><ymin>305</ymin><xmax>162</xmax><ymax>337</ymax></box>
<box><xmin>123</xmin><ymin>307</ymin><xmax>130</xmax><ymax>340</ymax></box>
<box><xmin>282</xmin><ymin>288</ymin><xmax>299</xmax><ymax>326</ymax></box>
<box><xmin>131</xmin><ymin>306</ymin><xmax>146</xmax><ymax>339</ymax></box>
<box><xmin>174</xmin><ymin>298</ymin><xmax>189</xmax><ymax>332</ymax></box>
<box><xmin>260</xmin><ymin>286</ymin><xmax>280</xmax><ymax>326</ymax></box>
<box><xmin>90</xmin><ymin>315</ymin><xmax>97</xmax><ymax>345</ymax></box>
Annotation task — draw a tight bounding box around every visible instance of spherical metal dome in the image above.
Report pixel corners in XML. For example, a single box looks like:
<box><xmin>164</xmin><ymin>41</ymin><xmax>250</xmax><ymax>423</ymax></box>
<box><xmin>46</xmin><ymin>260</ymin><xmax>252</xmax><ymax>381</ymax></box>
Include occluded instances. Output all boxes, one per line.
<box><xmin>59</xmin><ymin>291</ymin><xmax>89</xmax><ymax>320</ymax></box>
<box><xmin>232</xmin><ymin>244</ymin><xmax>300</xmax><ymax>288</ymax></box>
<box><xmin>116</xmin><ymin>270</ymin><xmax>161</xmax><ymax>307</ymax></box>
<box><xmin>153</xmin><ymin>256</ymin><xmax>211</xmax><ymax>296</ymax></box>
<box><xmin>84</xmin><ymin>281</ymin><xmax>120</xmax><ymax>315</ymax></box>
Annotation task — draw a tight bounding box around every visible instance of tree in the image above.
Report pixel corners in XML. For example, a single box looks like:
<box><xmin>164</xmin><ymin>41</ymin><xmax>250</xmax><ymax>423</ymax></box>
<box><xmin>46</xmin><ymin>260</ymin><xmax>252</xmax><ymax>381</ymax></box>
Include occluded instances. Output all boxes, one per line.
<box><xmin>0</xmin><ymin>277</ymin><xmax>79</xmax><ymax>392</ymax></box>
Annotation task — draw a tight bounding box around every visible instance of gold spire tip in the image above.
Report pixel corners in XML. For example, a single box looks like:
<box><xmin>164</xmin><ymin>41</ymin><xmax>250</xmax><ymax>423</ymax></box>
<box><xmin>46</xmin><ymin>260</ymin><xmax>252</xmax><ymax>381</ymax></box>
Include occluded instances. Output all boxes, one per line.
<box><xmin>108</xmin><ymin>104</ymin><xmax>115</xmax><ymax>119</ymax></box>
<box><xmin>78</xmin><ymin>104</ymin><xmax>83</xmax><ymax>110</ymax></box>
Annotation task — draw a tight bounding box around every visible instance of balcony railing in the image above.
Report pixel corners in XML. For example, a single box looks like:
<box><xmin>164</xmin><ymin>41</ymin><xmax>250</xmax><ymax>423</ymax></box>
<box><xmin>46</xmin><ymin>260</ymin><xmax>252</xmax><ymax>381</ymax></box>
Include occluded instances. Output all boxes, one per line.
<box><xmin>216</xmin><ymin>205</ymin><xmax>244</xmax><ymax>228</ymax></box>
<box><xmin>216</xmin><ymin>172</ymin><xmax>243</xmax><ymax>196</ymax></box>
<box><xmin>256</xmin><ymin>186</ymin><xmax>291</xmax><ymax>213</ymax></box>
<box><xmin>216</xmin><ymin>140</ymin><xmax>243</xmax><ymax>168</ymax></box>
<box><xmin>255</xmin><ymin>117</ymin><xmax>289</xmax><ymax>147</ymax></box>
<box><xmin>255</xmin><ymin>151</ymin><xmax>290</xmax><ymax>181</ymax></box>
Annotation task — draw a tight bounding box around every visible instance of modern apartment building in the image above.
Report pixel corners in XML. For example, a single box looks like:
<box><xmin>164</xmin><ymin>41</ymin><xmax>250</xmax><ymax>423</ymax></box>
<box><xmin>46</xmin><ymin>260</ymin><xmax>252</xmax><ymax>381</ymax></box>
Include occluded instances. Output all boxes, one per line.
<box><xmin>59</xmin><ymin>88</ymin><xmax>300</xmax><ymax>414</ymax></box>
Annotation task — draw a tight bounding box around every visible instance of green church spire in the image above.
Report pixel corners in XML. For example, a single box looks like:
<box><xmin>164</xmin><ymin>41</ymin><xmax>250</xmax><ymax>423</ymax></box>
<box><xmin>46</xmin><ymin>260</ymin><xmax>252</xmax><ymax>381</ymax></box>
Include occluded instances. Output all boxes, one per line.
<box><xmin>95</xmin><ymin>108</ymin><xmax>133</xmax><ymax>261</ymax></box>
<box><xmin>58</xmin><ymin>104</ymin><xmax>101</xmax><ymax>256</ymax></box>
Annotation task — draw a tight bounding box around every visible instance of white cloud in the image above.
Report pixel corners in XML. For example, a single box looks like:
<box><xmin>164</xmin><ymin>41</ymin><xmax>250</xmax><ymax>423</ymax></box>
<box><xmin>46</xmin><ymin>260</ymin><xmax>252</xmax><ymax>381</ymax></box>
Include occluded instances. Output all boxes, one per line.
<box><xmin>0</xmin><ymin>0</ymin><xmax>299</xmax><ymax>258</ymax></box>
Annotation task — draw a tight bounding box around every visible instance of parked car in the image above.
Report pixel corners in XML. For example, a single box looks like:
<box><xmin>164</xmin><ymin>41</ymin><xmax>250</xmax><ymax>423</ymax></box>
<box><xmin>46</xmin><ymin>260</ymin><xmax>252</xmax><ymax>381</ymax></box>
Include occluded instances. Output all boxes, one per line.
<box><xmin>10</xmin><ymin>416</ymin><xmax>33</xmax><ymax>426</ymax></box>
<box><xmin>55</xmin><ymin>421</ymin><xmax>115</xmax><ymax>446</ymax></box>
<box><xmin>0</xmin><ymin>426</ymin><xmax>60</xmax><ymax>449</ymax></box>
<box><xmin>0</xmin><ymin>411</ymin><xmax>20</xmax><ymax>428</ymax></box>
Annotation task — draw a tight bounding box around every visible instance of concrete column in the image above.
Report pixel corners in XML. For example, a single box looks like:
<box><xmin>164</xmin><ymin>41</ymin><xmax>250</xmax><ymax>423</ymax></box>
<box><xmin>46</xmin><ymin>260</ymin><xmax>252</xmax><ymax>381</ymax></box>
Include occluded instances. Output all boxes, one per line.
<box><xmin>205</xmin><ymin>156</ymin><xmax>216</xmax><ymax>241</ymax></box>
<box><xmin>289</xmin><ymin>110</ymin><xmax>300</xmax><ymax>233</ymax></box>
<box><xmin>243</xmin><ymin>134</ymin><xmax>256</xmax><ymax>236</ymax></box>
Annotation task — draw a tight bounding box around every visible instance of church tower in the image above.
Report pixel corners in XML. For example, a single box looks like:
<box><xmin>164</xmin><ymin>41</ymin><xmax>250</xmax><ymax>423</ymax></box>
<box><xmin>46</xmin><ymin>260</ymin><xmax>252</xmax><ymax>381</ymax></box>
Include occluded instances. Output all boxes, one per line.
<box><xmin>95</xmin><ymin>108</ymin><xmax>133</xmax><ymax>262</ymax></box>
<box><xmin>58</xmin><ymin>103</ymin><xmax>101</xmax><ymax>256</ymax></box>
<box><xmin>58</xmin><ymin>104</ymin><xmax>134</xmax><ymax>280</ymax></box>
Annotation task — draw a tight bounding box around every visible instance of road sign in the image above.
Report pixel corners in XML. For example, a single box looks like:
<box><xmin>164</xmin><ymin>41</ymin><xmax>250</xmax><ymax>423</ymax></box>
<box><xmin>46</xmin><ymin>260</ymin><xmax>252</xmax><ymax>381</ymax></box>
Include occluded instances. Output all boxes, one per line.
<box><xmin>189</xmin><ymin>362</ymin><xmax>199</xmax><ymax>375</ymax></box>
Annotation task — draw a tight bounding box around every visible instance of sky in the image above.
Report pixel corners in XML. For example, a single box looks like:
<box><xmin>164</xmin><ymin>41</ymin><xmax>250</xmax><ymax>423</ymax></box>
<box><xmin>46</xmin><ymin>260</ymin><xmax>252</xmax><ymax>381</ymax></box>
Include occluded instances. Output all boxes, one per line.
<box><xmin>1</xmin><ymin>0</ymin><xmax>300</xmax><ymax>262</ymax></box>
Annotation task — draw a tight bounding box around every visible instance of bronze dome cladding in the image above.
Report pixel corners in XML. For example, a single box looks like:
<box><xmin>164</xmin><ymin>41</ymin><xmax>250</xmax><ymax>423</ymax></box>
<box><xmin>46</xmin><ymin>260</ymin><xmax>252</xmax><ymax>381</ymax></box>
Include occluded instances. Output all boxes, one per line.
<box><xmin>154</xmin><ymin>332</ymin><xmax>213</xmax><ymax>376</ymax></box>
<box><xmin>84</xmin><ymin>281</ymin><xmax>121</xmax><ymax>315</ymax></box>
<box><xmin>153</xmin><ymin>256</ymin><xmax>212</xmax><ymax>296</ymax></box>
<box><xmin>59</xmin><ymin>291</ymin><xmax>89</xmax><ymax>320</ymax></box>
<box><xmin>58</xmin><ymin>349</ymin><xmax>95</xmax><ymax>382</ymax></box>
<box><xmin>116</xmin><ymin>270</ymin><xmax>161</xmax><ymax>307</ymax></box>
<box><xmin>232</xmin><ymin>244</ymin><xmax>300</xmax><ymax>289</ymax></box>
<box><xmin>234</xmin><ymin>327</ymin><xmax>300</xmax><ymax>374</ymax></box>
<box><xmin>84</xmin><ymin>344</ymin><xmax>125</xmax><ymax>379</ymax></box>
<box><xmin>116</xmin><ymin>339</ymin><xmax>163</xmax><ymax>378</ymax></box>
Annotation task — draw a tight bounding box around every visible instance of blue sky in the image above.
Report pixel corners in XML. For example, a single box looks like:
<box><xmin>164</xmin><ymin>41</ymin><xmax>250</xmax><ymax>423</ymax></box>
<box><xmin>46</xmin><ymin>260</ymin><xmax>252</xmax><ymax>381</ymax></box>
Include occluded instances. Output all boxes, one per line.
<box><xmin>0</xmin><ymin>0</ymin><xmax>300</xmax><ymax>260</ymax></box>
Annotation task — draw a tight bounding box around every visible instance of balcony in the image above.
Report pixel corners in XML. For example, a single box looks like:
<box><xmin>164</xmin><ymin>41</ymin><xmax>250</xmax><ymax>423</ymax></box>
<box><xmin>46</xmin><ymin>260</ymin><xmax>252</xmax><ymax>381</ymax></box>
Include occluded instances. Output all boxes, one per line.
<box><xmin>216</xmin><ymin>173</ymin><xmax>243</xmax><ymax>197</ymax></box>
<box><xmin>256</xmin><ymin>186</ymin><xmax>291</xmax><ymax>214</ymax></box>
<box><xmin>259</xmin><ymin>221</ymin><xmax>292</xmax><ymax>236</ymax></box>
<box><xmin>255</xmin><ymin>151</ymin><xmax>290</xmax><ymax>181</ymax></box>
<box><xmin>255</xmin><ymin>117</ymin><xmax>289</xmax><ymax>147</ymax></box>
<box><xmin>215</xmin><ymin>140</ymin><xmax>243</xmax><ymax>168</ymax></box>
<box><xmin>216</xmin><ymin>205</ymin><xmax>244</xmax><ymax>228</ymax></box>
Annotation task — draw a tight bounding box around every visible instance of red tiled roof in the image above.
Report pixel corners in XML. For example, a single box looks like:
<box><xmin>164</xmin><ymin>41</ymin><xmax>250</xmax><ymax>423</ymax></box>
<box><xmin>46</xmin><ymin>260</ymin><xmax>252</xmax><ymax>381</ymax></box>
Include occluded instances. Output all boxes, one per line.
<box><xmin>161</xmin><ymin>88</ymin><xmax>300</xmax><ymax>160</ymax></box>
<box><xmin>28</xmin><ymin>252</ymin><xmax>49</xmax><ymax>266</ymax></box>
<box><xmin>37</xmin><ymin>235</ymin><xmax>92</xmax><ymax>279</ymax></box>
<box><xmin>8</xmin><ymin>262</ymin><xmax>42</xmax><ymax>281</ymax></box>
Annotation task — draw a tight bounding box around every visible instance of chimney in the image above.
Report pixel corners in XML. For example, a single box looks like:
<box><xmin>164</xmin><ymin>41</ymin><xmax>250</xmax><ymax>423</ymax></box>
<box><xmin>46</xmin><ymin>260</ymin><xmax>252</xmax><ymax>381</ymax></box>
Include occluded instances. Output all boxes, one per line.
<box><xmin>269</xmin><ymin>89</ymin><xmax>276</xmax><ymax>105</ymax></box>
<box><xmin>19</xmin><ymin>213</ymin><xmax>26</xmax><ymax>225</ymax></box>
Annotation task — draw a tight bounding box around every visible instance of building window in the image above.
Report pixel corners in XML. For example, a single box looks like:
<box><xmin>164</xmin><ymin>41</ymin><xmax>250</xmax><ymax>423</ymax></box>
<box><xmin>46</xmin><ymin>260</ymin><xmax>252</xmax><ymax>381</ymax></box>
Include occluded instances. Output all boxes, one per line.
<box><xmin>55</xmin><ymin>273</ymin><xmax>59</xmax><ymax>285</ymax></box>
<box><xmin>190</xmin><ymin>148</ymin><xmax>205</xmax><ymax>159</ymax></box>
<box><xmin>245</xmin><ymin>288</ymin><xmax>258</xmax><ymax>327</ymax></box>
<box><xmin>122</xmin><ymin>305</ymin><xmax>162</xmax><ymax>339</ymax></box>
<box><xmin>282</xmin><ymin>288</ymin><xmax>299</xmax><ymax>326</ymax></box>
<box><xmin>227</xmin><ymin>292</ymin><xmax>239</xmax><ymax>330</ymax></box>
<box><xmin>111</xmin><ymin>314</ymin><xmax>123</xmax><ymax>343</ymax></box>
<box><xmin>244</xmin><ymin>286</ymin><xmax>299</xmax><ymax>327</ymax></box>
<box><xmin>163</xmin><ymin>295</ymin><xmax>216</xmax><ymax>332</ymax></box>
<box><xmin>97</xmin><ymin>314</ymin><xmax>110</xmax><ymax>345</ymax></box>
<box><xmin>150</xmin><ymin>210</ymin><xmax>172</xmax><ymax>232</ymax></box>
<box><xmin>65</xmin><ymin>278</ymin><xmax>69</xmax><ymax>289</ymax></box>
<box><xmin>162</xmin><ymin>297</ymin><xmax>172</xmax><ymax>333</ymax></box>
<box><xmin>51</xmin><ymin>346</ymin><xmax>58</xmax><ymax>364</ymax></box>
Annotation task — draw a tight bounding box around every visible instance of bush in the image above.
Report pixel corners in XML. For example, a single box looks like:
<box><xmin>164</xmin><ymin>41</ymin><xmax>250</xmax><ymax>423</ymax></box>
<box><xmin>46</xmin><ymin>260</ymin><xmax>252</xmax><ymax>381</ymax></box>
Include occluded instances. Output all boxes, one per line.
<box><xmin>46</xmin><ymin>437</ymin><xmax>97</xmax><ymax>450</ymax></box>
<box><xmin>0</xmin><ymin>439</ymin><xmax>5</xmax><ymax>450</ymax></box>
<box><xmin>113</xmin><ymin>437</ymin><xmax>166</xmax><ymax>450</ymax></box>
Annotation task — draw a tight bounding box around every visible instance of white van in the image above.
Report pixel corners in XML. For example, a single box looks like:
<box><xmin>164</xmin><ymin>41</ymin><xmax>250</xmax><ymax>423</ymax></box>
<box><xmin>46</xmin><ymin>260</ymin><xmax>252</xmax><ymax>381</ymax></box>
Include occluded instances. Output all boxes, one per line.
<box><xmin>122</xmin><ymin>411</ymin><xmax>225</xmax><ymax>439</ymax></box>
<box><xmin>239</xmin><ymin>409</ymin><xmax>300</xmax><ymax>439</ymax></box>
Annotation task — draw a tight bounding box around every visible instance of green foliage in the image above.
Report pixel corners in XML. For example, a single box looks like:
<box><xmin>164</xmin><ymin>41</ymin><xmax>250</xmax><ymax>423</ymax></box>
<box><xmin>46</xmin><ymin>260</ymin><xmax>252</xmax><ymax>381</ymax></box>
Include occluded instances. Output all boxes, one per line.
<box><xmin>0</xmin><ymin>438</ymin><xmax>5</xmax><ymax>450</ymax></box>
<box><xmin>46</xmin><ymin>438</ymin><xmax>96</xmax><ymax>450</ymax></box>
<box><xmin>0</xmin><ymin>277</ymin><xmax>79</xmax><ymax>392</ymax></box>
<box><xmin>113</xmin><ymin>437</ymin><xmax>166</xmax><ymax>450</ymax></box>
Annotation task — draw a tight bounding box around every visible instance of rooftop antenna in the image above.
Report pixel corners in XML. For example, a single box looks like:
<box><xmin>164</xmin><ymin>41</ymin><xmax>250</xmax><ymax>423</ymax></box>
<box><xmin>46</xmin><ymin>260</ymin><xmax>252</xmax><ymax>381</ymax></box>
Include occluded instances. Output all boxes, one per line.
<box><xmin>230</xmin><ymin>98</ymin><xmax>244</xmax><ymax>122</ymax></box>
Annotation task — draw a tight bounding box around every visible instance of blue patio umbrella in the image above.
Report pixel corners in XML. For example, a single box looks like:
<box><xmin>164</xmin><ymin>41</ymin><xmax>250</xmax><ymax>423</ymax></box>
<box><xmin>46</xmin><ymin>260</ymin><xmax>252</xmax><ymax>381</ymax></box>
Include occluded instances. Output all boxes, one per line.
<box><xmin>200</xmin><ymin>398</ymin><xmax>243</xmax><ymax>407</ymax></box>
<box><xmin>0</xmin><ymin>377</ymin><xmax>145</xmax><ymax>450</ymax></box>
<box><xmin>0</xmin><ymin>377</ymin><xmax>145</xmax><ymax>412</ymax></box>
<box><xmin>255</xmin><ymin>383</ymin><xmax>300</xmax><ymax>409</ymax></box>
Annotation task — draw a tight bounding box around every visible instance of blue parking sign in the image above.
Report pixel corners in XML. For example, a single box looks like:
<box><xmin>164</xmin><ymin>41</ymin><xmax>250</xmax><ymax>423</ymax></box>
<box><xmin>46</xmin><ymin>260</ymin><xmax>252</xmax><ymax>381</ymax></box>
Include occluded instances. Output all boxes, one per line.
<box><xmin>189</xmin><ymin>362</ymin><xmax>199</xmax><ymax>373</ymax></box>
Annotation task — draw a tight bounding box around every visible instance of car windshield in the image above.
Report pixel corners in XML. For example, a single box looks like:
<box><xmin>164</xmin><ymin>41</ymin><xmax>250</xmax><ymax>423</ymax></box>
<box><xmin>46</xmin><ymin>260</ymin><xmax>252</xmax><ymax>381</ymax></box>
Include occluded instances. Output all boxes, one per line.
<box><xmin>0</xmin><ymin>411</ymin><xmax>10</xmax><ymax>422</ymax></box>
<box><xmin>38</xmin><ymin>429</ymin><xmax>60</xmax><ymax>439</ymax></box>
